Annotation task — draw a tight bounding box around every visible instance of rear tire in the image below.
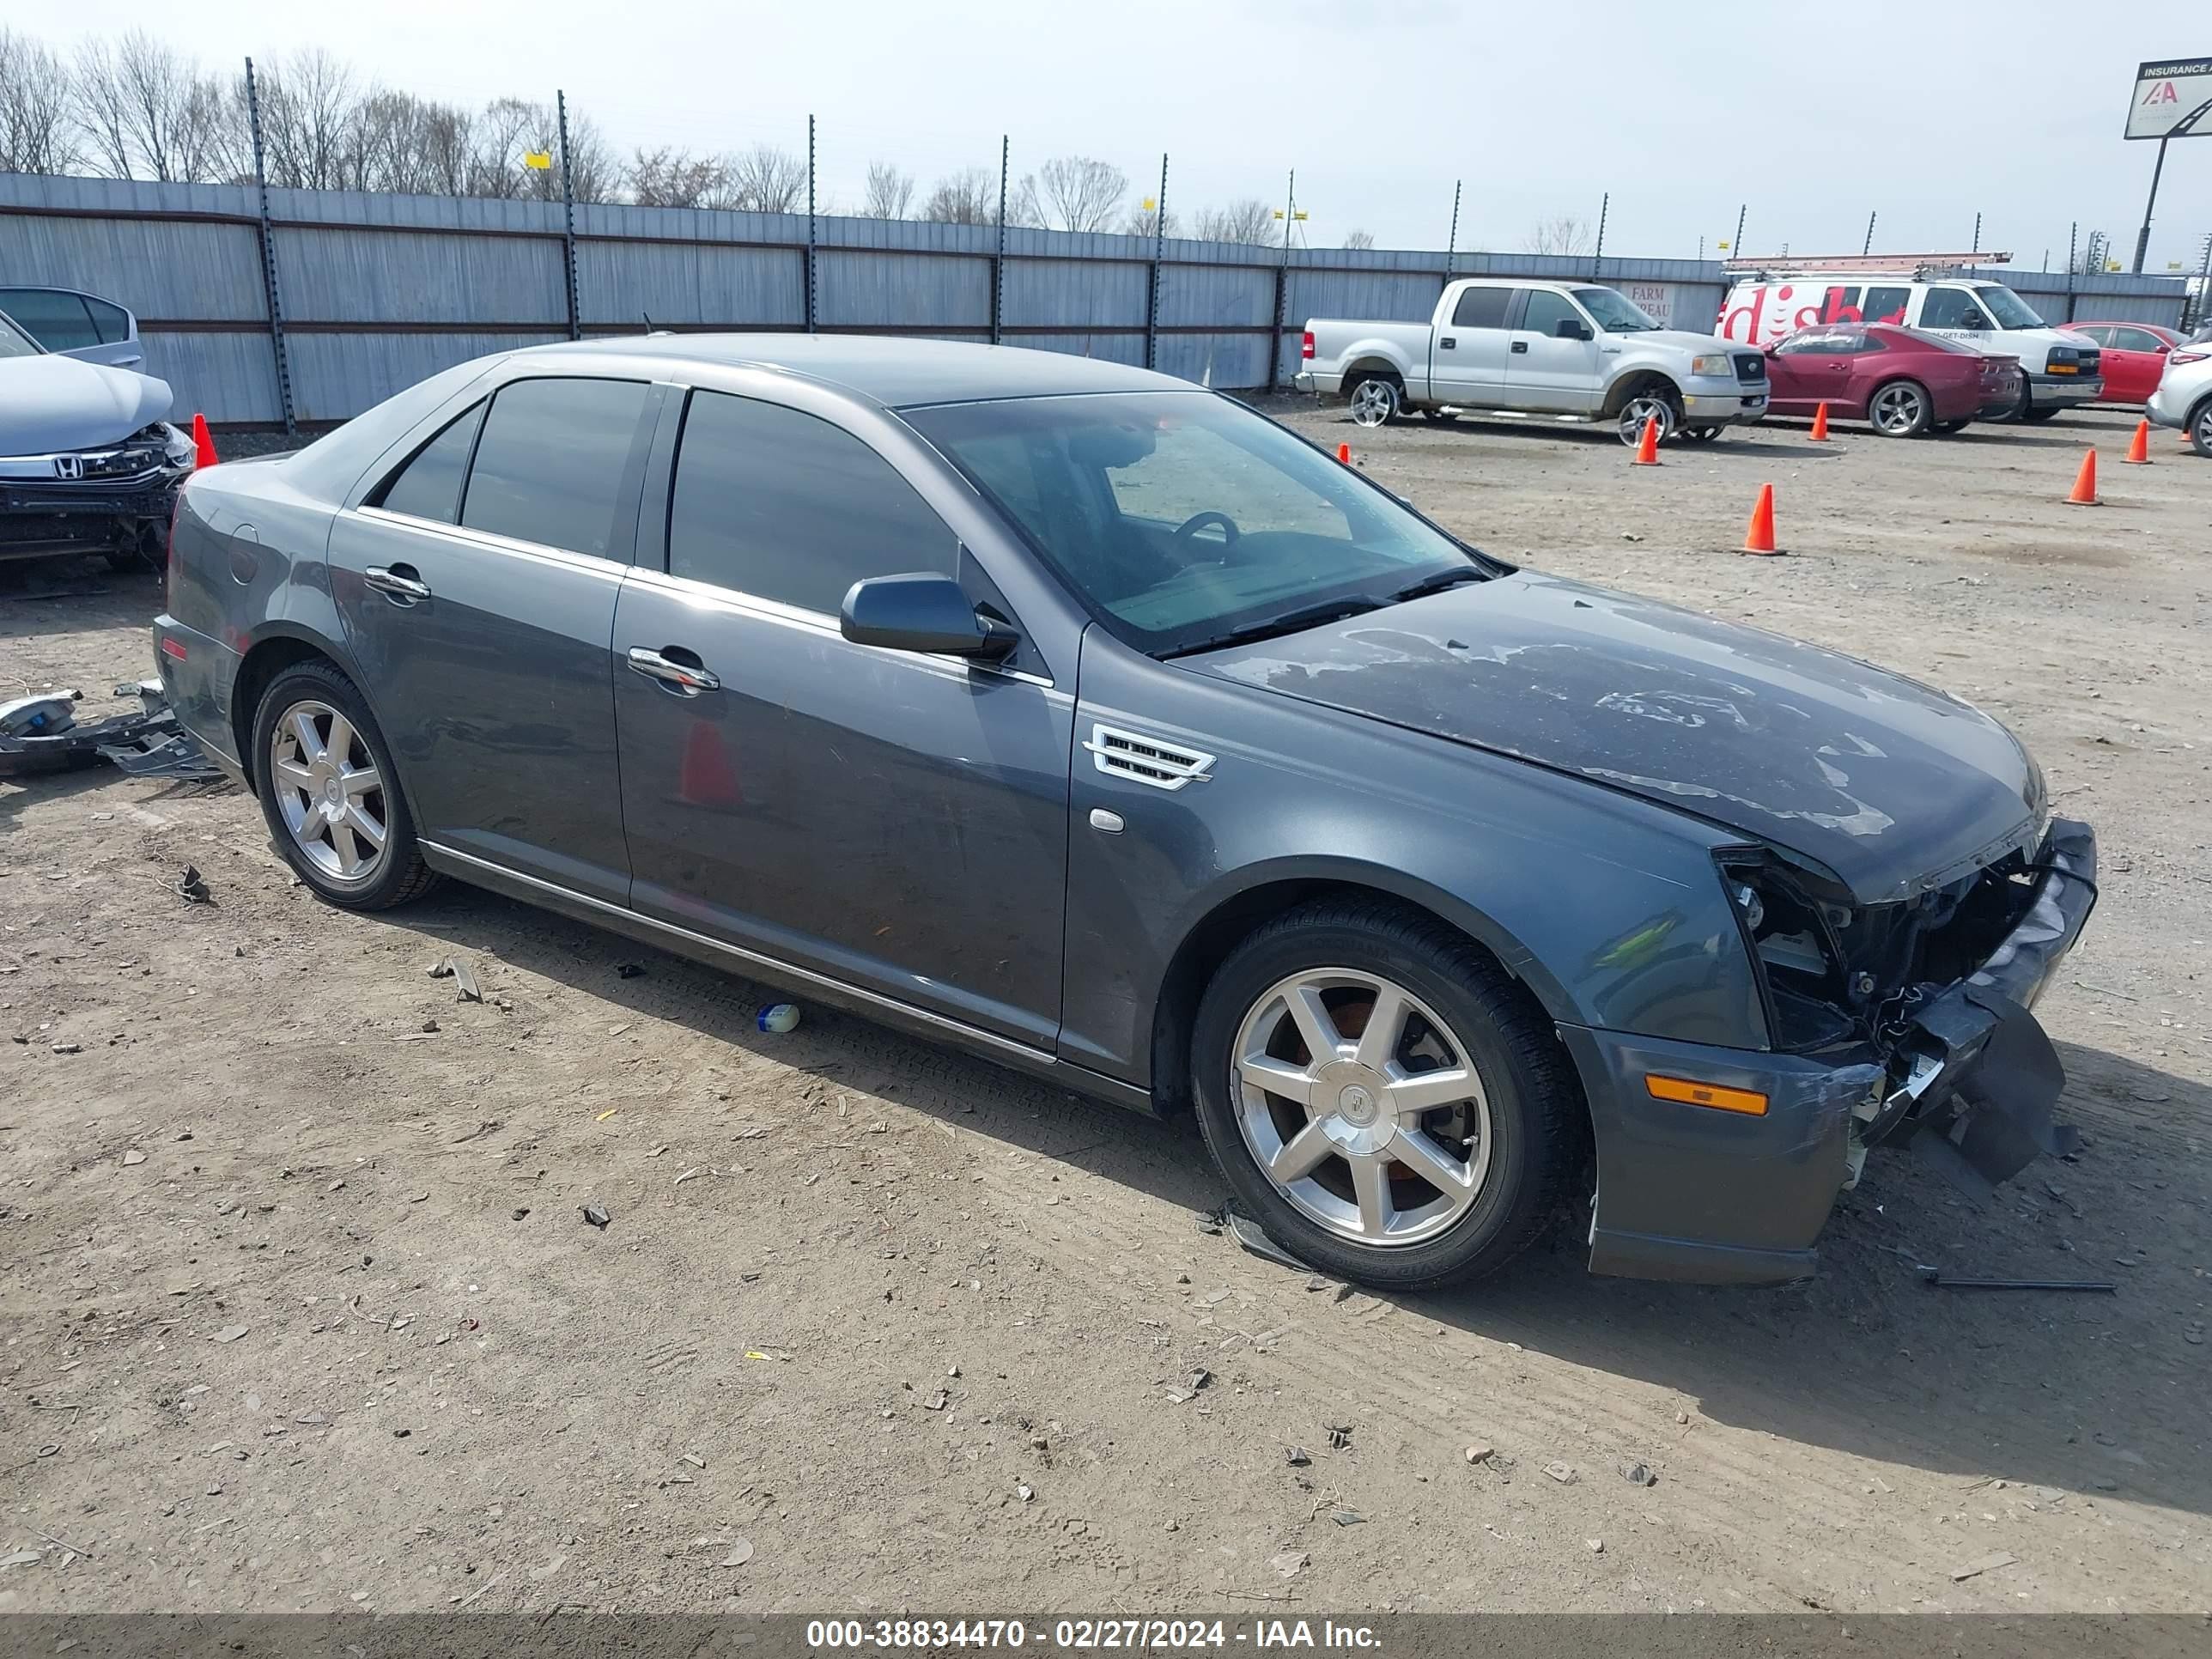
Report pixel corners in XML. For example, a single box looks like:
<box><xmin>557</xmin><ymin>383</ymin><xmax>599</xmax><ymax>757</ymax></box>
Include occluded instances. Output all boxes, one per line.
<box><xmin>1188</xmin><ymin>897</ymin><xmax>1583</xmax><ymax>1291</ymax></box>
<box><xmin>1419</xmin><ymin>408</ymin><xmax>1460</xmax><ymax>424</ymax></box>
<box><xmin>1682</xmin><ymin>425</ymin><xmax>1722</xmax><ymax>443</ymax></box>
<box><xmin>1868</xmin><ymin>379</ymin><xmax>1934</xmax><ymax>437</ymax></box>
<box><xmin>2193</xmin><ymin>398</ymin><xmax>2212</xmax><ymax>459</ymax></box>
<box><xmin>252</xmin><ymin>661</ymin><xmax>439</xmax><ymax>912</ymax></box>
<box><xmin>1347</xmin><ymin>374</ymin><xmax>1401</xmax><ymax>428</ymax></box>
<box><xmin>2021</xmin><ymin>405</ymin><xmax>2062</xmax><ymax>423</ymax></box>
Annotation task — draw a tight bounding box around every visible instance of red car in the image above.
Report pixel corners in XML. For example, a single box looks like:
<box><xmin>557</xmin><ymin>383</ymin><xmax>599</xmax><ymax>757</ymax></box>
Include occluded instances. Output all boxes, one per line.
<box><xmin>1763</xmin><ymin>322</ymin><xmax>2022</xmax><ymax>436</ymax></box>
<box><xmin>2058</xmin><ymin>321</ymin><xmax>2182</xmax><ymax>404</ymax></box>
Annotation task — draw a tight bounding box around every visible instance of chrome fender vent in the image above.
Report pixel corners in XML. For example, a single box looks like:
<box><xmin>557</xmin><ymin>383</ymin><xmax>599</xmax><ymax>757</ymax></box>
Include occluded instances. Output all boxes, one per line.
<box><xmin>1084</xmin><ymin>723</ymin><xmax>1215</xmax><ymax>791</ymax></box>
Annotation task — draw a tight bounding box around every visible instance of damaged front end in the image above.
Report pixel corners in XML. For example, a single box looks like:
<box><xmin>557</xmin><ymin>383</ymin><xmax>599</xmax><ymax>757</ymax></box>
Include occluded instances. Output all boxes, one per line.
<box><xmin>1718</xmin><ymin>817</ymin><xmax>2098</xmax><ymax>1198</ymax></box>
<box><xmin>0</xmin><ymin>422</ymin><xmax>196</xmax><ymax>567</ymax></box>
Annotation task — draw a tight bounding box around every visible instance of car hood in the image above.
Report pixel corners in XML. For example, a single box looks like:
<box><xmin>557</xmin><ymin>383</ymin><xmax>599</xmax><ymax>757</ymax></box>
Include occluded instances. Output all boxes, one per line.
<box><xmin>0</xmin><ymin>355</ymin><xmax>173</xmax><ymax>456</ymax></box>
<box><xmin>1620</xmin><ymin>329</ymin><xmax>1748</xmax><ymax>356</ymax></box>
<box><xmin>1188</xmin><ymin>572</ymin><xmax>2041</xmax><ymax>905</ymax></box>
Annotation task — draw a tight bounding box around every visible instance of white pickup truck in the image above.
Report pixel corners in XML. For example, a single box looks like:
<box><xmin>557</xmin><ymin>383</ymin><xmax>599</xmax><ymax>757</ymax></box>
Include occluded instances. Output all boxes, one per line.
<box><xmin>1297</xmin><ymin>277</ymin><xmax>1770</xmax><ymax>444</ymax></box>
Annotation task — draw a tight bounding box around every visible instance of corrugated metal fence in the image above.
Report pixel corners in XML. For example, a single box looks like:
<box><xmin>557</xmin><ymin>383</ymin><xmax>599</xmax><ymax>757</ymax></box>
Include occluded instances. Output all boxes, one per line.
<box><xmin>0</xmin><ymin>173</ymin><xmax>2189</xmax><ymax>427</ymax></box>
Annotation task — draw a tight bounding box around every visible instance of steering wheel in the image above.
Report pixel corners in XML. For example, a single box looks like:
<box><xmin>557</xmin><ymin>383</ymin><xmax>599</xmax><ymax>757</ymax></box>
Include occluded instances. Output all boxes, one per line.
<box><xmin>1172</xmin><ymin>510</ymin><xmax>1241</xmax><ymax>548</ymax></box>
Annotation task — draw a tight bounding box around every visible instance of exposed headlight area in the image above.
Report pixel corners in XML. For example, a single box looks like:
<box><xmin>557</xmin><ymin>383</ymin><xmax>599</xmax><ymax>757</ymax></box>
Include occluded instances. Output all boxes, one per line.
<box><xmin>1689</xmin><ymin>353</ymin><xmax>1733</xmax><ymax>377</ymax></box>
<box><xmin>1717</xmin><ymin>846</ymin><xmax>2045</xmax><ymax>1056</ymax></box>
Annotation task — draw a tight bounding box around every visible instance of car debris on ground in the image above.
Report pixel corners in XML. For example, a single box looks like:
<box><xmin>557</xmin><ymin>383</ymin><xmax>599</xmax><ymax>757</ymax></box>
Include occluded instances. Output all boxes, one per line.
<box><xmin>0</xmin><ymin>679</ymin><xmax>223</xmax><ymax>781</ymax></box>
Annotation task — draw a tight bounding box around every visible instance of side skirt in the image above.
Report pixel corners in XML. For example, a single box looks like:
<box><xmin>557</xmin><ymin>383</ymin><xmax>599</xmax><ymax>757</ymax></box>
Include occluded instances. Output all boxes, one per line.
<box><xmin>416</xmin><ymin>840</ymin><xmax>1160</xmax><ymax>1118</ymax></box>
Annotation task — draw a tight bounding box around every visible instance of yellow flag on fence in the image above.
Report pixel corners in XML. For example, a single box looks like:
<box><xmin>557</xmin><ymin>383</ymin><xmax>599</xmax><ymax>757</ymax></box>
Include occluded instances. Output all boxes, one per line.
<box><xmin>523</xmin><ymin>150</ymin><xmax>554</xmax><ymax>170</ymax></box>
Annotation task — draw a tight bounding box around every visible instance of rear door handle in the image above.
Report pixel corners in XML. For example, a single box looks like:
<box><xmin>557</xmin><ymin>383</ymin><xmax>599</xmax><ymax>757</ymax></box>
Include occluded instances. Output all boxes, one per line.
<box><xmin>364</xmin><ymin>564</ymin><xmax>430</xmax><ymax>605</ymax></box>
<box><xmin>1439</xmin><ymin>336</ymin><xmax>1456</xmax><ymax>349</ymax></box>
<box><xmin>1510</xmin><ymin>341</ymin><xmax>1528</xmax><ymax>354</ymax></box>
<box><xmin>627</xmin><ymin>646</ymin><xmax>720</xmax><ymax>696</ymax></box>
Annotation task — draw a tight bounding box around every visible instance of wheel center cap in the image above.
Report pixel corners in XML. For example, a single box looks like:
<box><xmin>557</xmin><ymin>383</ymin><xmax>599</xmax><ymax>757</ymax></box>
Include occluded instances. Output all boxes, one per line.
<box><xmin>322</xmin><ymin>778</ymin><xmax>343</xmax><ymax>813</ymax></box>
<box><xmin>1312</xmin><ymin>1060</ymin><xmax>1394</xmax><ymax>1156</ymax></box>
<box><xmin>1336</xmin><ymin>1083</ymin><xmax>1376</xmax><ymax>1125</ymax></box>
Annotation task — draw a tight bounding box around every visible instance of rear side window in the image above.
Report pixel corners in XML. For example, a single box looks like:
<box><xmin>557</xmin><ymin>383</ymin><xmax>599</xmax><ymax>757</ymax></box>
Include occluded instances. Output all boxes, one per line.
<box><xmin>82</xmin><ymin>296</ymin><xmax>131</xmax><ymax>343</ymax></box>
<box><xmin>2114</xmin><ymin>326</ymin><xmax>2164</xmax><ymax>351</ymax></box>
<box><xmin>0</xmin><ymin>288</ymin><xmax>99</xmax><ymax>351</ymax></box>
<box><xmin>375</xmin><ymin>404</ymin><xmax>484</xmax><ymax>524</ymax></box>
<box><xmin>459</xmin><ymin>378</ymin><xmax>648</xmax><ymax>558</ymax></box>
<box><xmin>1449</xmin><ymin>287</ymin><xmax>1510</xmax><ymax>329</ymax></box>
<box><xmin>1862</xmin><ymin>286</ymin><xmax>1911</xmax><ymax>325</ymax></box>
<box><xmin>666</xmin><ymin>391</ymin><xmax>957</xmax><ymax>614</ymax></box>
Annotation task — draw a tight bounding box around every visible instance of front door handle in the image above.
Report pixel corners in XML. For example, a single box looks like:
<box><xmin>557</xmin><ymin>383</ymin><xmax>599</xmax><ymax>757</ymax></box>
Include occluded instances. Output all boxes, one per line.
<box><xmin>1510</xmin><ymin>340</ymin><xmax>1528</xmax><ymax>354</ymax></box>
<box><xmin>364</xmin><ymin>564</ymin><xmax>430</xmax><ymax>605</ymax></box>
<box><xmin>627</xmin><ymin>646</ymin><xmax>720</xmax><ymax>696</ymax></box>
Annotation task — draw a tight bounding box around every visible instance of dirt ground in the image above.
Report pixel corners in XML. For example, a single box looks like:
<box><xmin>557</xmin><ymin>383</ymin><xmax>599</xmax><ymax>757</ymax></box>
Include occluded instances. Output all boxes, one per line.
<box><xmin>2</xmin><ymin>398</ymin><xmax>2207</xmax><ymax>1618</ymax></box>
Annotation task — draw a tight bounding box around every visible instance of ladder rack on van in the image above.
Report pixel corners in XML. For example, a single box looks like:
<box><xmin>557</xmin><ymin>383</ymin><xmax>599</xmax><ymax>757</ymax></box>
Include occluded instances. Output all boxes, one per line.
<box><xmin>1720</xmin><ymin>252</ymin><xmax>2012</xmax><ymax>280</ymax></box>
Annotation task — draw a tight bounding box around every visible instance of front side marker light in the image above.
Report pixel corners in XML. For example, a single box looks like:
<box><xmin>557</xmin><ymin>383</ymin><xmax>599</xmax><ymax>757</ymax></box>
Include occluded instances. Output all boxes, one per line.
<box><xmin>1645</xmin><ymin>1073</ymin><xmax>1768</xmax><ymax>1116</ymax></box>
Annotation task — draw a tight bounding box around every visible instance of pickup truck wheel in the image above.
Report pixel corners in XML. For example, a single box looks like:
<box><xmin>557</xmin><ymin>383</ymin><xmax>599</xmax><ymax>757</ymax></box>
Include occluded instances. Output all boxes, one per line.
<box><xmin>1189</xmin><ymin>899</ymin><xmax>1579</xmax><ymax>1291</ymax></box>
<box><xmin>1615</xmin><ymin>389</ymin><xmax>1680</xmax><ymax>446</ymax></box>
<box><xmin>252</xmin><ymin>663</ymin><xmax>439</xmax><ymax>911</ymax></box>
<box><xmin>1419</xmin><ymin>408</ymin><xmax>1460</xmax><ymax>424</ymax></box>
<box><xmin>1682</xmin><ymin>425</ymin><xmax>1722</xmax><ymax>443</ymax></box>
<box><xmin>1346</xmin><ymin>376</ymin><xmax>1401</xmax><ymax>428</ymax></box>
<box><xmin>1869</xmin><ymin>380</ymin><xmax>1933</xmax><ymax>437</ymax></box>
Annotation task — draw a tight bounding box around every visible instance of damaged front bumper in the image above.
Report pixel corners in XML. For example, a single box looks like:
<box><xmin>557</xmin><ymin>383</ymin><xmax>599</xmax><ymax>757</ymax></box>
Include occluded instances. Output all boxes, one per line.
<box><xmin>0</xmin><ymin>433</ymin><xmax>191</xmax><ymax>562</ymax></box>
<box><xmin>1565</xmin><ymin>818</ymin><xmax>2098</xmax><ymax>1286</ymax></box>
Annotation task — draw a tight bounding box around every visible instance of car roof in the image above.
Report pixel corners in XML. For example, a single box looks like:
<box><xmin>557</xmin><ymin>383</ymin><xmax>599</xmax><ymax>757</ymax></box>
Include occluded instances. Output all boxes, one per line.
<box><xmin>508</xmin><ymin>332</ymin><xmax>1189</xmax><ymax>408</ymax></box>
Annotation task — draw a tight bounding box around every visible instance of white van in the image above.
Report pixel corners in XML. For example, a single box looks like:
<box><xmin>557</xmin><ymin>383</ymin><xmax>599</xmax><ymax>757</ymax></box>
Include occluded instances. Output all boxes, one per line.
<box><xmin>1717</xmin><ymin>273</ymin><xmax>2101</xmax><ymax>420</ymax></box>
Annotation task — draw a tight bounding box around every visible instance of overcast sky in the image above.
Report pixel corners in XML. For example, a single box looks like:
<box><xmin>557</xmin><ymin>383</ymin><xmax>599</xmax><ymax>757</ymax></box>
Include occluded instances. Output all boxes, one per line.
<box><xmin>34</xmin><ymin>1</ymin><xmax>2212</xmax><ymax>270</ymax></box>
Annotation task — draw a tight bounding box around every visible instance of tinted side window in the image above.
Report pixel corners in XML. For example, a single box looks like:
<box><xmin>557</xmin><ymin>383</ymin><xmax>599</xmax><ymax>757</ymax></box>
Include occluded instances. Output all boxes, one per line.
<box><xmin>1918</xmin><ymin>289</ymin><xmax>1989</xmax><ymax>331</ymax></box>
<box><xmin>667</xmin><ymin>391</ymin><xmax>957</xmax><ymax>614</ymax></box>
<box><xmin>459</xmin><ymin>378</ymin><xmax>648</xmax><ymax>558</ymax></box>
<box><xmin>2115</xmin><ymin>327</ymin><xmax>2162</xmax><ymax>352</ymax></box>
<box><xmin>0</xmin><ymin>289</ymin><xmax>99</xmax><ymax>351</ymax></box>
<box><xmin>1449</xmin><ymin>287</ymin><xmax>1510</xmax><ymax>329</ymax></box>
<box><xmin>1519</xmin><ymin>290</ymin><xmax>1582</xmax><ymax>337</ymax></box>
<box><xmin>82</xmin><ymin>296</ymin><xmax>131</xmax><ymax>344</ymax></box>
<box><xmin>375</xmin><ymin>404</ymin><xmax>485</xmax><ymax>524</ymax></box>
<box><xmin>1862</xmin><ymin>286</ymin><xmax>1911</xmax><ymax>324</ymax></box>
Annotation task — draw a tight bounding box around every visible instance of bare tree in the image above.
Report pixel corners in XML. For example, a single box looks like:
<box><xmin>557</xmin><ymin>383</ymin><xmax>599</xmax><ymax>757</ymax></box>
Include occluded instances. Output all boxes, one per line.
<box><xmin>1524</xmin><ymin>215</ymin><xmax>1592</xmax><ymax>256</ymax></box>
<box><xmin>1341</xmin><ymin>228</ymin><xmax>1376</xmax><ymax>250</ymax></box>
<box><xmin>1124</xmin><ymin>202</ymin><xmax>1177</xmax><ymax>239</ymax></box>
<box><xmin>1023</xmin><ymin>155</ymin><xmax>1126</xmax><ymax>233</ymax></box>
<box><xmin>726</xmin><ymin>143</ymin><xmax>806</xmax><ymax>212</ymax></box>
<box><xmin>1194</xmin><ymin>198</ymin><xmax>1277</xmax><ymax>245</ymax></box>
<box><xmin>0</xmin><ymin>27</ymin><xmax>81</xmax><ymax>173</ymax></box>
<box><xmin>859</xmin><ymin>161</ymin><xmax>913</xmax><ymax>220</ymax></box>
<box><xmin>625</xmin><ymin>145</ymin><xmax>734</xmax><ymax>209</ymax></box>
<box><xmin>71</xmin><ymin>29</ymin><xmax>234</xmax><ymax>182</ymax></box>
<box><xmin>254</xmin><ymin>48</ymin><xmax>362</xmax><ymax>189</ymax></box>
<box><xmin>920</xmin><ymin>166</ymin><xmax>997</xmax><ymax>226</ymax></box>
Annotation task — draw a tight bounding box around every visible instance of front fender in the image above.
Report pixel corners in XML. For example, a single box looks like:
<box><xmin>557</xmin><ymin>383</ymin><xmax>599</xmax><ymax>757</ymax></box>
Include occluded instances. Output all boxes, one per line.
<box><xmin>1057</xmin><ymin>634</ymin><xmax>1769</xmax><ymax>1090</ymax></box>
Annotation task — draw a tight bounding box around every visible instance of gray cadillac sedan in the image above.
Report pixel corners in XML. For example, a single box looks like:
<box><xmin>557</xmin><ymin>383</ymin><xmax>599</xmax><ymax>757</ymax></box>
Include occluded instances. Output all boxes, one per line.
<box><xmin>155</xmin><ymin>337</ymin><xmax>2096</xmax><ymax>1291</ymax></box>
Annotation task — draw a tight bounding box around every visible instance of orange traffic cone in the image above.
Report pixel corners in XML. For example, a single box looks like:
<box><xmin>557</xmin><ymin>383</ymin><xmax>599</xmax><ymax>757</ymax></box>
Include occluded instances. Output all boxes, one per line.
<box><xmin>1337</xmin><ymin>441</ymin><xmax>1351</xmax><ymax>465</ymax></box>
<box><xmin>1632</xmin><ymin>415</ymin><xmax>1660</xmax><ymax>465</ymax></box>
<box><xmin>1741</xmin><ymin>483</ymin><xmax>1778</xmax><ymax>555</ymax></box>
<box><xmin>191</xmin><ymin>412</ymin><xmax>218</xmax><ymax>469</ymax></box>
<box><xmin>2066</xmin><ymin>448</ymin><xmax>2100</xmax><ymax>506</ymax></box>
<box><xmin>2123</xmin><ymin>418</ymin><xmax>2150</xmax><ymax>464</ymax></box>
<box><xmin>1808</xmin><ymin>402</ymin><xmax>1830</xmax><ymax>441</ymax></box>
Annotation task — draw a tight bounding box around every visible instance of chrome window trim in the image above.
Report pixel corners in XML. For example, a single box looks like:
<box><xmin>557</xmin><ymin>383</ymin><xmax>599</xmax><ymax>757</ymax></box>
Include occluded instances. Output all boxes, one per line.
<box><xmin>417</xmin><ymin>840</ymin><xmax>1058</xmax><ymax>1066</ymax></box>
<box><xmin>621</xmin><ymin>564</ymin><xmax>1060</xmax><ymax>692</ymax></box>
<box><xmin>351</xmin><ymin>504</ymin><xmax>630</xmax><ymax>580</ymax></box>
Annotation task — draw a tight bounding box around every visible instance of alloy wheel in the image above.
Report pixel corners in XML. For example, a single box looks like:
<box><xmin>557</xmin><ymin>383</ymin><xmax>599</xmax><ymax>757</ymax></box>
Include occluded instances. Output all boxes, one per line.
<box><xmin>1618</xmin><ymin>394</ymin><xmax>1675</xmax><ymax>445</ymax></box>
<box><xmin>1231</xmin><ymin>968</ymin><xmax>1493</xmax><ymax>1248</ymax></box>
<box><xmin>1871</xmin><ymin>383</ymin><xmax>1927</xmax><ymax>435</ymax></box>
<box><xmin>269</xmin><ymin>699</ymin><xmax>390</xmax><ymax>883</ymax></box>
<box><xmin>1349</xmin><ymin>380</ymin><xmax>1398</xmax><ymax>427</ymax></box>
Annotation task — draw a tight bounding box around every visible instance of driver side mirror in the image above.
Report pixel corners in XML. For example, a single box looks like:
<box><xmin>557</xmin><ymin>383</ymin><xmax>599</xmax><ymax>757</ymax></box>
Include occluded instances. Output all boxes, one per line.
<box><xmin>841</xmin><ymin>573</ymin><xmax>1016</xmax><ymax>660</ymax></box>
<box><xmin>1555</xmin><ymin>318</ymin><xmax>1594</xmax><ymax>341</ymax></box>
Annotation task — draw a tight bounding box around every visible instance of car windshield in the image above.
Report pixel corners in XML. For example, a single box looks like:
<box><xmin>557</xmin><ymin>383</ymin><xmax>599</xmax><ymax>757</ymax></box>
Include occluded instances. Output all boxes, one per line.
<box><xmin>904</xmin><ymin>390</ymin><xmax>1487</xmax><ymax>658</ymax></box>
<box><xmin>1973</xmin><ymin>285</ymin><xmax>2048</xmax><ymax>330</ymax></box>
<box><xmin>0</xmin><ymin>313</ymin><xmax>42</xmax><ymax>359</ymax></box>
<box><xmin>1572</xmin><ymin>287</ymin><xmax>1663</xmax><ymax>332</ymax></box>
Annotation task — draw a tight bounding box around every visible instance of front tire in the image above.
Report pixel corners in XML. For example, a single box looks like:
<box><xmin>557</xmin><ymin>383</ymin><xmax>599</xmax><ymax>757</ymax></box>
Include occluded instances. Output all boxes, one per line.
<box><xmin>1189</xmin><ymin>898</ymin><xmax>1583</xmax><ymax>1291</ymax></box>
<box><xmin>2021</xmin><ymin>405</ymin><xmax>2062</xmax><ymax>423</ymax></box>
<box><xmin>1346</xmin><ymin>375</ymin><xmax>1401</xmax><ymax>428</ymax></box>
<box><xmin>1616</xmin><ymin>386</ymin><xmax>1681</xmax><ymax>446</ymax></box>
<box><xmin>1936</xmin><ymin>418</ymin><xmax>1972</xmax><ymax>434</ymax></box>
<box><xmin>1869</xmin><ymin>379</ymin><xmax>1934</xmax><ymax>437</ymax></box>
<box><xmin>2193</xmin><ymin>398</ymin><xmax>2212</xmax><ymax>459</ymax></box>
<box><xmin>252</xmin><ymin>662</ymin><xmax>438</xmax><ymax>911</ymax></box>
